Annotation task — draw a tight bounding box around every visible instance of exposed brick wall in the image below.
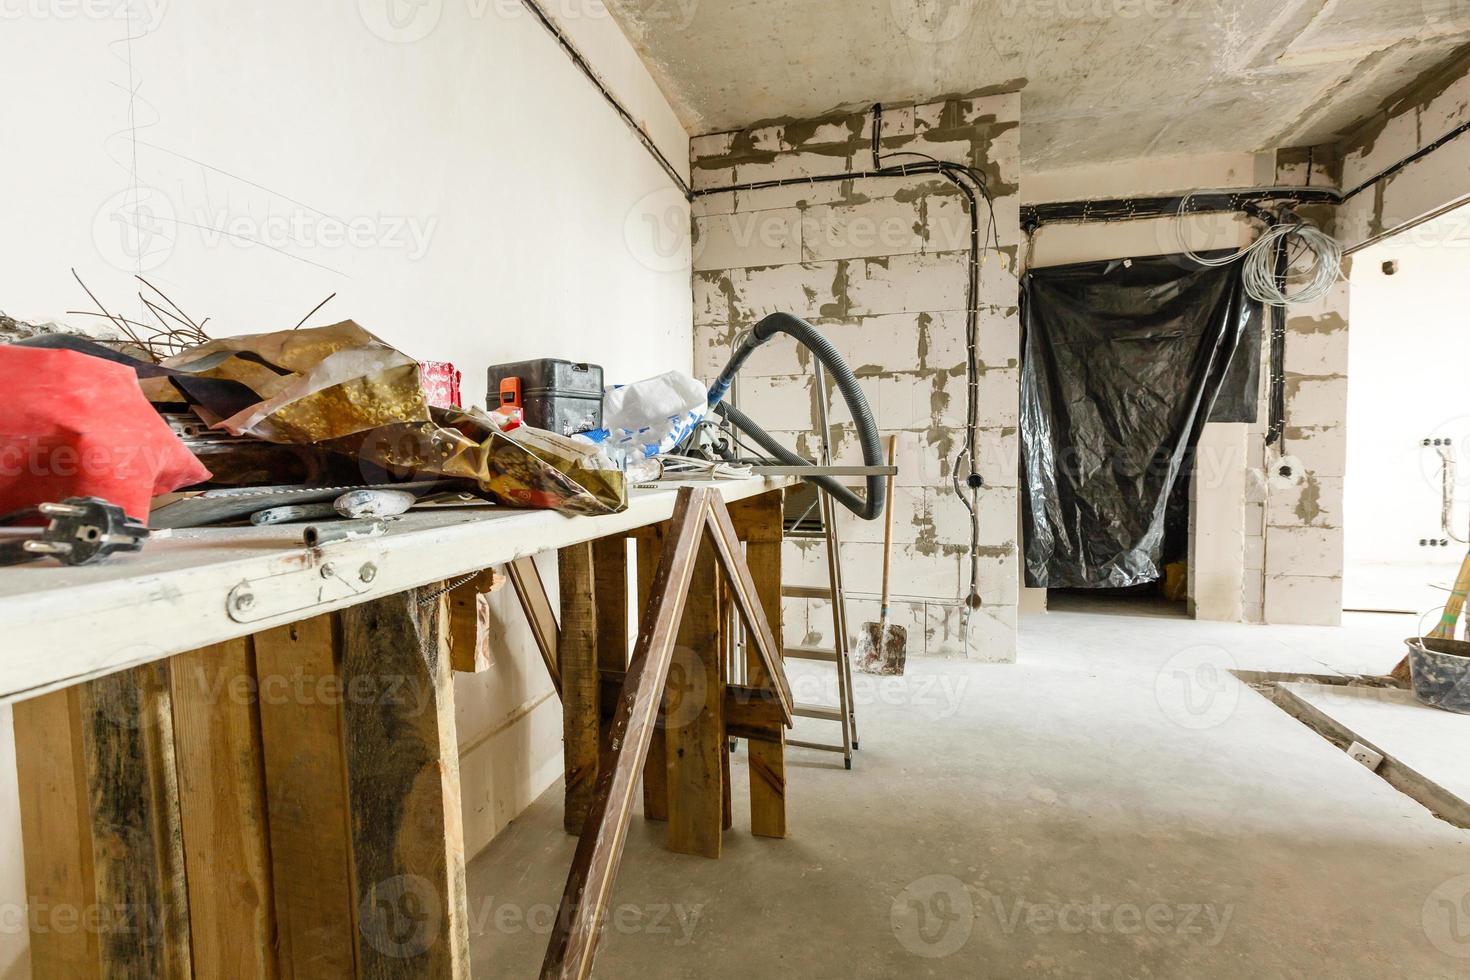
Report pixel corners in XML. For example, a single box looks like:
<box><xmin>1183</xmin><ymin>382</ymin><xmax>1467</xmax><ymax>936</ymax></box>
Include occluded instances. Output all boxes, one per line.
<box><xmin>689</xmin><ymin>92</ymin><xmax>1022</xmax><ymax>661</ymax></box>
<box><xmin>1243</xmin><ymin>275</ymin><xmax>1349</xmax><ymax>626</ymax></box>
<box><xmin>1242</xmin><ymin>178</ymin><xmax>1349</xmax><ymax>626</ymax></box>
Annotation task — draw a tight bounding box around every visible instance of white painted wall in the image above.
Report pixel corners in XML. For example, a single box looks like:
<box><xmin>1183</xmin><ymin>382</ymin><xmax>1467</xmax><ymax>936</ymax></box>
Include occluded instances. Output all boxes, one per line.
<box><xmin>0</xmin><ymin>2</ymin><xmax>690</xmax><ymax>975</ymax></box>
<box><xmin>1343</xmin><ymin>210</ymin><xmax>1470</xmax><ymax>613</ymax></box>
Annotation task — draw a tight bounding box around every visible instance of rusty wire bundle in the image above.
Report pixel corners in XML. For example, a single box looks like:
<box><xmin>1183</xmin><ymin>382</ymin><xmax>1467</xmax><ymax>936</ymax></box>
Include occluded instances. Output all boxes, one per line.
<box><xmin>67</xmin><ymin>270</ymin><xmax>338</xmax><ymax>362</ymax></box>
<box><xmin>67</xmin><ymin>268</ymin><xmax>212</xmax><ymax>362</ymax></box>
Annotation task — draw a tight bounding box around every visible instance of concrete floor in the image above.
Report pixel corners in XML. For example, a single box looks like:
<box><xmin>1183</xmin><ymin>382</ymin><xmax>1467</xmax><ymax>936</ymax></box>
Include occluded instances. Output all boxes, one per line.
<box><xmin>467</xmin><ymin>601</ymin><xmax>1470</xmax><ymax>978</ymax></box>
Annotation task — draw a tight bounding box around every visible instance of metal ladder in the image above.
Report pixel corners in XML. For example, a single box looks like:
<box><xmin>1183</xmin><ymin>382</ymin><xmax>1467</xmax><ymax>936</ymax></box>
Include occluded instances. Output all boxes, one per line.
<box><xmin>782</xmin><ymin>361</ymin><xmax>860</xmax><ymax>768</ymax></box>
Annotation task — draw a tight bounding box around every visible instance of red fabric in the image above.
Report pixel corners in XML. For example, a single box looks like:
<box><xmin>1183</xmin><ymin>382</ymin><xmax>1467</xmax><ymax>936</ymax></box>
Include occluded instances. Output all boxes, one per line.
<box><xmin>0</xmin><ymin>347</ymin><xmax>211</xmax><ymax>522</ymax></box>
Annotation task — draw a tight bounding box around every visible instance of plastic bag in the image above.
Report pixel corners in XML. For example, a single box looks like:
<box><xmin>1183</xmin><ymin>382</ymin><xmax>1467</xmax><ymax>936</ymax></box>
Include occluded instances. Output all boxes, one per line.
<box><xmin>602</xmin><ymin>371</ymin><xmax>708</xmax><ymax>458</ymax></box>
<box><xmin>1020</xmin><ymin>255</ymin><xmax>1251</xmax><ymax>589</ymax></box>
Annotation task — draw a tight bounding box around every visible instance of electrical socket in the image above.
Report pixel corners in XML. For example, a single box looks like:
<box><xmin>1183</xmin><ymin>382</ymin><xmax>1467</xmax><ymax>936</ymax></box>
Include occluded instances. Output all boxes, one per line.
<box><xmin>1347</xmin><ymin>741</ymin><xmax>1384</xmax><ymax>771</ymax></box>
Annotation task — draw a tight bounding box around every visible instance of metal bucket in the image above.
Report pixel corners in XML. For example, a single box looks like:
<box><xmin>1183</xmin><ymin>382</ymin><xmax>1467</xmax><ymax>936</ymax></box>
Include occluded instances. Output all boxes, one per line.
<box><xmin>1405</xmin><ymin>636</ymin><xmax>1470</xmax><ymax>715</ymax></box>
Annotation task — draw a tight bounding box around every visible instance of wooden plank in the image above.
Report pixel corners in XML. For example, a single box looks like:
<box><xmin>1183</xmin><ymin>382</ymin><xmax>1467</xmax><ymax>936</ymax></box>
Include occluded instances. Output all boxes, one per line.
<box><xmin>340</xmin><ymin>589</ymin><xmax>469</xmax><ymax>979</ymax></box>
<box><xmin>254</xmin><ymin>614</ymin><xmax>357</xmax><ymax>980</ymax></box>
<box><xmin>541</xmin><ymin>487</ymin><xmax>710</xmax><ymax>980</ymax></box>
<box><xmin>729</xmin><ymin>490</ymin><xmax>789</xmax><ymax>839</ymax></box>
<box><xmin>593</xmin><ymin>537</ymin><xmax>630</xmax><ymax>673</ymax></box>
<box><xmin>76</xmin><ymin>663</ymin><xmax>194</xmax><ymax>977</ymax></box>
<box><xmin>12</xmin><ymin>687</ymin><xmax>99</xmax><ymax>978</ymax></box>
<box><xmin>665</xmin><ymin>541</ymin><xmax>725</xmax><ymax>859</ymax></box>
<box><xmin>716</xmin><ymin>574</ymin><xmax>734</xmax><ymax>832</ymax></box>
<box><xmin>704</xmin><ymin>496</ymin><xmax>795</xmax><ymax>721</ymax></box>
<box><xmin>447</xmin><ymin>568</ymin><xmax>506</xmax><ymax>674</ymax></box>
<box><xmin>597</xmin><ymin>675</ymin><xmax>786</xmax><ymax>733</ymax></box>
<box><xmin>635</xmin><ymin>527</ymin><xmax>669</xmax><ymax>823</ymax></box>
<box><xmin>507</xmin><ymin>555</ymin><xmax>562</xmax><ymax>694</ymax></box>
<box><xmin>559</xmin><ymin>542</ymin><xmax>601</xmax><ymax>835</ymax></box>
<box><xmin>169</xmin><ymin>639</ymin><xmax>278</xmax><ymax>979</ymax></box>
<box><xmin>0</xmin><ymin>476</ymin><xmax>798</xmax><ymax>706</ymax></box>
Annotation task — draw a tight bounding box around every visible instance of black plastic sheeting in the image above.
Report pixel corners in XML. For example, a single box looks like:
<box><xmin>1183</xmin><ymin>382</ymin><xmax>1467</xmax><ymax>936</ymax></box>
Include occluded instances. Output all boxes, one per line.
<box><xmin>1020</xmin><ymin>255</ymin><xmax>1259</xmax><ymax>590</ymax></box>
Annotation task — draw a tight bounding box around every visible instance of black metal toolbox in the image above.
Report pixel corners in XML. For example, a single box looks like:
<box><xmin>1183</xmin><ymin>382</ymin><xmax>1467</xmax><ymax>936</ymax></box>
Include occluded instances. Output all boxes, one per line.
<box><xmin>485</xmin><ymin>359</ymin><xmax>604</xmax><ymax>436</ymax></box>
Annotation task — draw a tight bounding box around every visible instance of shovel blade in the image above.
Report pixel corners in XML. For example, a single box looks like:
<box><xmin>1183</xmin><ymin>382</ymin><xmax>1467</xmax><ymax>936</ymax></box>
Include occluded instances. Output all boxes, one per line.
<box><xmin>855</xmin><ymin>621</ymin><xmax>907</xmax><ymax>676</ymax></box>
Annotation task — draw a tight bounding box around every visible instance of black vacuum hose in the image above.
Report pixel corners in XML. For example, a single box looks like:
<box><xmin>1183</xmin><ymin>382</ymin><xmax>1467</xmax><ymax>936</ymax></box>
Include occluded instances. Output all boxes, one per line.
<box><xmin>706</xmin><ymin>313</ymin><xmax>885</xmax><ymax>521</ymax></box>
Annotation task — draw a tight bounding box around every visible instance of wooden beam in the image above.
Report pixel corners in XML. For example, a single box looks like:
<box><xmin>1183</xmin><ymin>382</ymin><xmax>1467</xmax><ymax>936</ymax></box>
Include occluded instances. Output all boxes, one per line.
<box><xmin>596</xmin><ymin>674</ymin><xmax>787</xmax><ymax>733</ymax></box>
<box><xmin>541</xmin><ymin>487</ymin><xmax>710</xmax><ymax>980</ymax></box>
<box><xmin>728</xmin><ymin>491</ymin><xmax>789</xmax><ymax>838</ymax></box>
<box><xmin>76</xmin><ymin>664</ymin><xmax>194</xmax><ymax>976</ymax></box>
<box><xmin>507</xmin><ymin>555</ymin><xmax>562</xmax><ymax>694</ymax></box>
<box><xmin>635</xmin><ymin>527</ymin><xmax>669</xmax><ymax>823</ymax></box>
<box><xmin>447</xmin><ymin>568</ymin><xmax>506</xmax><ymax>674</ymax></box>
<box><xmin>253</xmin><ymin>614</ymin><xmax>358</xmax><ymax>980</ymax></box>
<box><xmin>665</xmin><ymin>541</ymin><xmax>725</xmax><ymax>859</ymax></box>
<box><xmin>593</xmin><ymin>537</ymin><xmax>629</xmax><ymax>673</ymax></box>
<box><xmin>559</xmin><ymin>543</ymin><xmax>602</xmax><ymax>835</ymax></box>
<box><xmin>704</xmin><ymin>497</ymin><xmax>794</xmax><ymax>721</ymax></box>
<box><xmin>169</xmin><ymin>638</ymin><xmax>278</xmax><ymax>979</ymax></box>
<box><xmin>340</xmin><ymin>589</ymin><xmax>469</xmax><ymax>979</ymax></box>
<box><xmin>12</xmin><ymin>687</ymin><xmax>99</xmax><ymax>978</ymax></box>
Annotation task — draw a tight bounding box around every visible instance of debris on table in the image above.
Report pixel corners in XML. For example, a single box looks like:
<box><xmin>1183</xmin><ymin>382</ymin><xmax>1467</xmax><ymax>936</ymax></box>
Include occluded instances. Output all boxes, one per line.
<box><xmin>0</xmin><ymin>345</ymin><xmax>211</xmax><ymax>524</ymax></box>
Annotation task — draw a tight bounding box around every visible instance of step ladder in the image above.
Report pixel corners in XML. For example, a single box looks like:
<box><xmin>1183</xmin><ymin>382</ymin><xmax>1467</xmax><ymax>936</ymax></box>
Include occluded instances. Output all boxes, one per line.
<box><xmin>782</xmin><ymin>361</ymin><xmax>859</xmax><ymax>768</ymax></box>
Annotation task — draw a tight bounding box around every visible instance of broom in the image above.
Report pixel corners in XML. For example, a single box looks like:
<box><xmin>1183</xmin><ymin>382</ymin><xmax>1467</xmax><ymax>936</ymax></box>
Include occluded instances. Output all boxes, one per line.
<box><xmin>856</xmin><ymin>435</ymin><xmax>907</xmax><ymax>675</ymax></box>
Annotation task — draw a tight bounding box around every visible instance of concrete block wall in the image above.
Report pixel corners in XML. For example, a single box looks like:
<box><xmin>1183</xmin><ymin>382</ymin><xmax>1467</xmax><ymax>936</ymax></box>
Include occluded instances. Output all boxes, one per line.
<box><xmin>1337</xmin><ymin>47</ymin><xmax>1470</xmax><ymax>251</ymax></box>
<box><xmin>689</xmin><ymin>92</ymin><xmax>1022</xmax><ymax>661</ymax></box>
<box><xmin>1242</xmin><ymin>166</ymin><xmax>1350</xmax><ymax>625</ymax></box>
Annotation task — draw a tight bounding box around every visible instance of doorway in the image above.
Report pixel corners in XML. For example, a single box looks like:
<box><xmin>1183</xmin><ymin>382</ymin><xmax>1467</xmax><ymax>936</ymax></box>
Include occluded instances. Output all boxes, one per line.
<box><xmin>1343</xmin><ymin>207</ymin><xmax>1470</xmax><ymax>614</ymax></box>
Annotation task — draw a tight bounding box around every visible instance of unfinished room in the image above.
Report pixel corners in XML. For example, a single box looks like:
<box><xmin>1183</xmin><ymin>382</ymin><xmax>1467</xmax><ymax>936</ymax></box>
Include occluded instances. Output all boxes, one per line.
<box><xmin>4</xmin><ymin>1</ymin><xmax>1470</xmax><ymax>977</ymax></box>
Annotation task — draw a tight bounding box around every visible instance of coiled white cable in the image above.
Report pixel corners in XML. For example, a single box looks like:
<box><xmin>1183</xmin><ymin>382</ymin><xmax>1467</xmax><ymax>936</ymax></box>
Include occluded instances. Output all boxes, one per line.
<box><xmin>1175</xmin><ymin>193</ymin><xmax>1343</xmax><ymax>306</ymax></box>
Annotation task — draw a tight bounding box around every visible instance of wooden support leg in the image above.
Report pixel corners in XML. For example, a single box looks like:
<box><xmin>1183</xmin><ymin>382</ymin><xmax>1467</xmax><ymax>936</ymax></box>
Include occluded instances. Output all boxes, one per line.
<box><xmin>541</xmin><ymin>487</ymin><xmax>710</xmax><ymax>980</ymax></box>
<box><xmin>80</xmin><ymin>665</ymin><xmax>194</xmax><ymax>976</ymax></box>
<box><xmin>665</xmin><ymin>542</ymin><xmax>725</xmax><ymax>859</ymax></box>
<box><xmin>13</xmin><ymin>687</ymin><xmax>100</xmax><ymax>978</ymax></box>
<box><xmin>635</xmin><ymin>527</ymin><xmax>669</xmax><ymax>822</ymax></box>
<box><xmin>717</xmin><ymin>574</ymin><xmax>734</xmax><ymax>833</ymax></box>
<box><xmin>730</xmin><ymin>491</ymin><xmax>789</xmax><ymax>838</ymax></box>
<box><xmin>593</xmin><ymin>537</ymin><xmax>630</xmax><ymax>781</ymax></box>
<box><xmin>169</xmin><ymin>638</ymin><xmax>277</xmax><ymax>979</ymax></box>
<box><xmin>254</xmin><ymin>614</ymin><xmax>357</xmax><ymax>979</ymax></box>
<box><xmin>559</xmin><ymin>542</ymin><xmax>601</xmax><ymax>835</ymax></box>
<box><xmin>593</xmin><ymin>537</ymin><xmax>629</xmax><ymax>673</ymax></box>
<box><xmin>340</xmin><ymin>589</ymin><xmax>469</xmax><ymax>979</ymax></box>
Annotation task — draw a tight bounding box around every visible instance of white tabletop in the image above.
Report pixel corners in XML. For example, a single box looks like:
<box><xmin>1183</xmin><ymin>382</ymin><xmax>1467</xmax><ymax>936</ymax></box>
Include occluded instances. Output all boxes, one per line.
<box><xmin>0</xmin><ymin>477</ymin><xmax>793</xmax><ymax>704</ymax></box>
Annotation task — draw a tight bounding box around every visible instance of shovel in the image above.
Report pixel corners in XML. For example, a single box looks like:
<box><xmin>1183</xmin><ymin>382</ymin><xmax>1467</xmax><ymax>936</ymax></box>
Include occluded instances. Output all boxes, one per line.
<box><xmin>856</xmin><ymin>435</ymin><xmax>907</xmax><ymax>675</ymax></box>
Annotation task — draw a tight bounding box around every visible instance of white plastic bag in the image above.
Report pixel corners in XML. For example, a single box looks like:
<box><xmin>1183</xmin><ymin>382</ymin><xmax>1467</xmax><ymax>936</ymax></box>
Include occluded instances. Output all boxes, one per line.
<box><xmin>602</xmin><ymin>371</ymin><xmax>708</xmax><ymax>458</ymax></box>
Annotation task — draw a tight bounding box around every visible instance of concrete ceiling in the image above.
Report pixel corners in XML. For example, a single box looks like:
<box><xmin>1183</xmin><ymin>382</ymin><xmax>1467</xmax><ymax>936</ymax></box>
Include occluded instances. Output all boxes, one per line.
<box><xmin>603</xmin><ymin>0</ymin><xmax>1470</xmax><ymax>169</ymax></box>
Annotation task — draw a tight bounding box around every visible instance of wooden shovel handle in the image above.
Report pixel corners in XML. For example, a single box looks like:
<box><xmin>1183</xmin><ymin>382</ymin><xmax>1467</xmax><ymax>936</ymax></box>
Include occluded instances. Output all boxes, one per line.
<box><xmin>880</xmin><ymin>435</ymin><xmax>898</xmax><ymax>610</ymax></box>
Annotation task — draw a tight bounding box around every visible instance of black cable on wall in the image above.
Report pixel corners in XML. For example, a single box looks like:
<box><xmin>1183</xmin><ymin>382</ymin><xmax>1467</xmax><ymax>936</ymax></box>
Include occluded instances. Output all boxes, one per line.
<box><xmin>517</xmin><ymin>0</ymin><xmax>691</xmax><ymax>199</ymax></box>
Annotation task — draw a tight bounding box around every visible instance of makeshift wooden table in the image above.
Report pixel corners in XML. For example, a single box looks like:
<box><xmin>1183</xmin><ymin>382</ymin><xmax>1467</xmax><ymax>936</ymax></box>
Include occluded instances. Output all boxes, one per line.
<box><xmin>0</xmin><ymin>477</ymin><xmax>796</xmax><ymax>979</ymax></box>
